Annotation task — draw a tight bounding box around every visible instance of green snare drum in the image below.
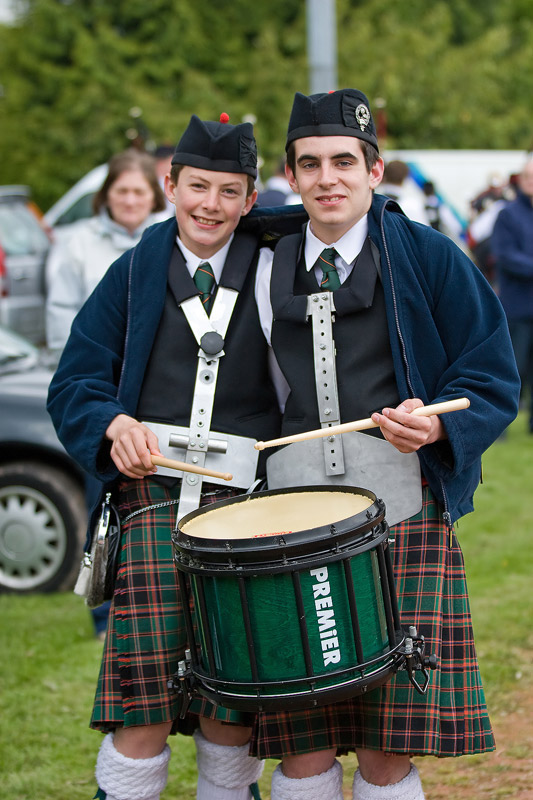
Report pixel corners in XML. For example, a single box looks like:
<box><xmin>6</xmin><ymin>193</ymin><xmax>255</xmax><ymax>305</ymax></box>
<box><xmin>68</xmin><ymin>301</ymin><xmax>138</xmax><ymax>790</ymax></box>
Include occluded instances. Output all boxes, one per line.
<box><xmin>172</xmin><ymin>485</ymin><xmax>413</xmax><ymax>711</ymax></box>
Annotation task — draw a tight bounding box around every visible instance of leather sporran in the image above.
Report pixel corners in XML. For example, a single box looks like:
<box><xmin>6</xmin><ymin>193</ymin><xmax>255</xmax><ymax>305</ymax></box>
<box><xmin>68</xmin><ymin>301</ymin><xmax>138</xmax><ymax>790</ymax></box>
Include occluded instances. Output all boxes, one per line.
<box><xmin>73</xmin><ymin>492</ymin><xmax>121</xmax><ymax>608</ymax></box>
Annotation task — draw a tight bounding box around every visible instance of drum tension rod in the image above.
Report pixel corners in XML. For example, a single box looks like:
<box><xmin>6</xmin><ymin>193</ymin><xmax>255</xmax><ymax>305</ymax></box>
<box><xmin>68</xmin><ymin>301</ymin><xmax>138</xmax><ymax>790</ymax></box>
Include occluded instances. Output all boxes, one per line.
<box><xmin>168</xmin><ymin>649</ymin><xmax>196</xmax><ymax>719</ymax></box>
<box><xmin>398</xmin><ymin>626</ymin><xmax>438</xmax><ymax>695</ymax></box>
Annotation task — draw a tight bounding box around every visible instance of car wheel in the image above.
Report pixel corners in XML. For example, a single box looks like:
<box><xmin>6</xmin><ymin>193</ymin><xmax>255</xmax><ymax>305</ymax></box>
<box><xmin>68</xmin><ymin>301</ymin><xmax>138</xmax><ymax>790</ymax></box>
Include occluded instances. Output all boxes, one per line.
<box><xmin>0</xmin><ymin>461</ymin><xmax>86</xmax><ymax>593</ymax></box>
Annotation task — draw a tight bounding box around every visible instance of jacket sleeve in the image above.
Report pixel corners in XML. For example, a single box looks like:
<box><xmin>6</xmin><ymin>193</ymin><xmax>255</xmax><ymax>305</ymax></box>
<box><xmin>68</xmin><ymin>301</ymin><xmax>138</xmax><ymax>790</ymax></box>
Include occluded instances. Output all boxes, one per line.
<box><xmin>47</xmin><ymin>250</ymin><xmax>134</xmax><ymax>482</ymax></box>
<box><xmin>409</xmin><ymin>231</ymin><xmax>520</xmax><ymax>481</ymax></box>
<box><xmin>491</xmin><ymin>206</ymin><xmax>533</xmax><ymax>278</ymax></box>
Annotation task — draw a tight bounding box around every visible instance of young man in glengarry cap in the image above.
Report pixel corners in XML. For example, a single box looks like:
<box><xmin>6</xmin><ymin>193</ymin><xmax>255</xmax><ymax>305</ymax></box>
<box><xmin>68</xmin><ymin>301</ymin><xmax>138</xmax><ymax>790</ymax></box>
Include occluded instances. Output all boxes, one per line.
<box><xmin>249</xmin><ymin>88</ymin><xmax>520</xmax><ymax>799</ymax></box>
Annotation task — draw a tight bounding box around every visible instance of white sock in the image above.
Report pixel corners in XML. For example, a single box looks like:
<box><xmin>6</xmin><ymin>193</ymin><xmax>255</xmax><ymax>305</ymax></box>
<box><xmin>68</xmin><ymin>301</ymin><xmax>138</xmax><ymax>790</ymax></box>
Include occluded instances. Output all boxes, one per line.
<box><xmin>271</xmin><ymin>759</ymin><xmax>343</xmax><ymax>800</ymax></box>
<box><xmin>95</xmin><ymin>732</ymin><xmax>171</xmax><ymax>800</ymax></box>
<box><xmin>194</xmin><ymin>730</ymin><xmax>264</xmax><ymax>800</ymax></box>
<box><xmin>353</xmin><ymin>764</ymin><xmax>425</xmax><ymax>800</ymax></box>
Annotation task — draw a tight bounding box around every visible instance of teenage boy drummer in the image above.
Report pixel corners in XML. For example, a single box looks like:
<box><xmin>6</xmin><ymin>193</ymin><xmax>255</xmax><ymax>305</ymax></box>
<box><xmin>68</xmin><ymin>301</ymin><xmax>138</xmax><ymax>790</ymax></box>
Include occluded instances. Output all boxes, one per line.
<box><xmin>249</xmin><ymin>88</ymin><xmax>520</xmax><ymax>800</ymax></box>
<box><xmin>48</xmin><ymin>115</ymin><xmax>280</xmax><ymax>800</ymax></box>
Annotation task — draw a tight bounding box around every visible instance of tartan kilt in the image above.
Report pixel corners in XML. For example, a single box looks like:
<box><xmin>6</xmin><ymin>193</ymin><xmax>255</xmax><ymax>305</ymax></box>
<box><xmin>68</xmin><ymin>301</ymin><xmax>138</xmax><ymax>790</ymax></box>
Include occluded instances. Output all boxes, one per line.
<box><xmin>90</xmin><ymin>478</ymin><xmax>254</xmax><ymax>733</ymax></box>
<box><xmin>249</xmin><ymin>485</ymin><xmax>495</xmax><ymax>759</ymax></box>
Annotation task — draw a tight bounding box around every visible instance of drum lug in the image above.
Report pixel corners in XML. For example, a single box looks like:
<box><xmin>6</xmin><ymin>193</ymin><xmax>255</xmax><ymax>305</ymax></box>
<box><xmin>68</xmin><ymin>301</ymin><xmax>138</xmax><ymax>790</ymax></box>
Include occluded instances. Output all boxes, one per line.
<box><xmin>398</xmin><ymin>627</ymin><xmax>438</xmax><ymax>696</ymax></box>
<box><xmin>168</xmin><ymin>650</ymin><xmax>197</xmax><ymax>719</ymax></box>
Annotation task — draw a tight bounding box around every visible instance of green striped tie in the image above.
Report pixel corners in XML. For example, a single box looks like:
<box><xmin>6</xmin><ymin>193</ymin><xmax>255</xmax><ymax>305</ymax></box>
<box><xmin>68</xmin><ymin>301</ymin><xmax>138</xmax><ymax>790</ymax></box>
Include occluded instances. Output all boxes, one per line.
<box><xmin>193</xmin><ymin>262</ymin><xmax>216</xmax><ymax>314</ymax></box>
<box><xmin>317</xmin><ymin>247</ymin><xmax>341</xmax><ymax>290</ymax></box>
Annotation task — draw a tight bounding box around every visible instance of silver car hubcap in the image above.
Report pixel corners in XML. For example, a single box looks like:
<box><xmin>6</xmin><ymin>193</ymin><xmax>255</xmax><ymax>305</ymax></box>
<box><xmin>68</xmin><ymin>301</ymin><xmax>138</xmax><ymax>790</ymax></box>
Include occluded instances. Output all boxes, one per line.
<box><xmin>0</xmin><ymin>485</ymin><xmax>67</xmax><ymax>589</ymax></box>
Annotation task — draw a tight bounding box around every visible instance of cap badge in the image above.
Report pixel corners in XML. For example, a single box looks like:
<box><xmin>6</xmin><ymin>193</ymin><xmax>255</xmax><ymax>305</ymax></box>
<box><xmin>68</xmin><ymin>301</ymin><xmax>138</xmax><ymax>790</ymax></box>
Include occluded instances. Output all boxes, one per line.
<box><xmin>355</xmin><ymin>104</ymin><xmax>370</xmax><ymax>131</ymax></box>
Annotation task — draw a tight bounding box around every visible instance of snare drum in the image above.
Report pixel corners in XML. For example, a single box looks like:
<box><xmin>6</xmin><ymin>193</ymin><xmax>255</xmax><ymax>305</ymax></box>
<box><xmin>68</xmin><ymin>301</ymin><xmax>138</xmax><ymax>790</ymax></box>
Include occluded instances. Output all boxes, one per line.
<box><xmin>172</xmin><ymin>485</ymin><xmax>407</xmax><ymax>711</ymax></box>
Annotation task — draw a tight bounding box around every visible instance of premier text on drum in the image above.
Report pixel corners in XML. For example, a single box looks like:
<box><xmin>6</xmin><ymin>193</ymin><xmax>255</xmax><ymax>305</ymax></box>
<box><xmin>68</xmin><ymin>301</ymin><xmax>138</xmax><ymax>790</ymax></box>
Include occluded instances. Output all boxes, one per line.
<box><xmin>310</xmin><ymin>567</ymin><xmax>341</xmax><ymax>666</ymax></box>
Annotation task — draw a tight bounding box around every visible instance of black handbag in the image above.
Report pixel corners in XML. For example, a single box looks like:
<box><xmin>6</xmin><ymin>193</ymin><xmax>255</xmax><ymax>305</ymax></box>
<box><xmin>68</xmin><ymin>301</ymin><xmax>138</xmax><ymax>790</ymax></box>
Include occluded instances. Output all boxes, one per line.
<box><xmin>74</xmin><ymin>492</ymin><xmax>121</xmax><ymax>608</ymax></box>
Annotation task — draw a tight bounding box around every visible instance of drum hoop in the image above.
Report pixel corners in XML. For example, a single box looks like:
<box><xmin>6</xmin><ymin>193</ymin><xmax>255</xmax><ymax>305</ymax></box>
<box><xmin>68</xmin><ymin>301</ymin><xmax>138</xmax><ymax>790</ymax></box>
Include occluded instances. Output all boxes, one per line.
<box><xmin>188</xmin><ymin>634</ymin><xmax>406</xmax><ymax>712</ymax></box>
<box><xmin>173</xmin><ymin>521</ymin><xmax>390</xmax><ymax>575</ymax></box>
<box><xmin>175</xmin><ymin>484</ymin><xmax>385</xmax><ymax>570</ymax></box>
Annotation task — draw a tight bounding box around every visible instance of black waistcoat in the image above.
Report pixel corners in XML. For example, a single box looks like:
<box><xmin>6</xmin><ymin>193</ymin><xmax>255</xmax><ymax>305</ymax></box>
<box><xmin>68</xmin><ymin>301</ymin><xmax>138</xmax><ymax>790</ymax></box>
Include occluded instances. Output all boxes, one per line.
<box><xmin>271</xmin><ymin>232</ymin><xmax>400</xmax><ymax>437</ymax></box>
<box><xmin>136</xmin><ymin>232</ymin><xmax>280</xmax><ymax>474</ymax></box>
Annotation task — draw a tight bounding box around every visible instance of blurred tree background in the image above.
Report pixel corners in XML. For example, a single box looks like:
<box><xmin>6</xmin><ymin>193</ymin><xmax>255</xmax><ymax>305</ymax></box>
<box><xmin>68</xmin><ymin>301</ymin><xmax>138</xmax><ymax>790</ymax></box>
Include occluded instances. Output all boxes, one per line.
<box><xmin>0</xmin><ymin>0</ymin><xmax>531</xmax><ymax>209</ymax></box>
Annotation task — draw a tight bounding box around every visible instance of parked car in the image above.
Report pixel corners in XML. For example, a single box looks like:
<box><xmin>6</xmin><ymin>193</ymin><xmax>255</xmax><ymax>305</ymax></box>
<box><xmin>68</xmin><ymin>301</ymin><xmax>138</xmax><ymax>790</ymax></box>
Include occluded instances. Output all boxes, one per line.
<box><xmin>43</xmin><ymin>163</ymin><xmax>108</xmax><ymax>231</ymax></box>
<box><xmin>0</xmin><ymin>186</ymin><xmax>50</xmax><ymax>345</ymax></box>
<box><xmin>0</xmin><ymin>325</ymin><xmax>87</xmax><ymax>592</ymax></box>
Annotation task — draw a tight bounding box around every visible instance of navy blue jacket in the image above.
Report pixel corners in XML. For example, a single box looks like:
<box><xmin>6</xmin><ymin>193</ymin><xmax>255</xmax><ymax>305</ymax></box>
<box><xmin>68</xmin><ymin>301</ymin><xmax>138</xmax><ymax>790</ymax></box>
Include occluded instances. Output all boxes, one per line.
<box><xmin>47</xmin><ymin>217</ymin><xmax>277</xmax><ymax>526</ymax></box>
<box><xmin>491</xmin><ymin>189</ymin><xmax>533</xmax><ymax>321</ymax></box>
<box><xmin>363</xmin><ymin>193</ymin><xmax>519</xmax><ymax>522</ymax></box>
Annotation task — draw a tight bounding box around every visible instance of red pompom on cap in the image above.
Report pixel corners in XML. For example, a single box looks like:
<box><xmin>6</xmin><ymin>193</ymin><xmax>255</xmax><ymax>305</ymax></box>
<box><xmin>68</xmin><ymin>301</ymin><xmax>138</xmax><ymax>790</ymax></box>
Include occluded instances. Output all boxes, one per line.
<box><xmin>220</xmin><ymin>112</ymin><xmax>230</xmax><ymax>124</ymax></box>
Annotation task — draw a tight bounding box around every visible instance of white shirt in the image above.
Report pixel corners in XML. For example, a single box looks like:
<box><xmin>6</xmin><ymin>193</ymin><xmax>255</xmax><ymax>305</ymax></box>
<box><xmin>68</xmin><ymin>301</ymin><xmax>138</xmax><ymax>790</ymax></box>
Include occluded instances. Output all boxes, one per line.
<box><xmin>176</xmin><ymin>233</ymin><xmax>233</xmax><ymax>283</ymax></box>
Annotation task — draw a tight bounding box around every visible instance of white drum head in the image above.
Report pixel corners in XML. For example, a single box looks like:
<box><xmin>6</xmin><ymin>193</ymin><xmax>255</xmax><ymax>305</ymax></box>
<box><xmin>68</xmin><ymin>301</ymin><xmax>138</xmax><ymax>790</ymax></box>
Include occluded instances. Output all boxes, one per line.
<box><xmin>181</xmin><ymin>489</ymin><xmax>373</xmax><ymax>540</ymax></box>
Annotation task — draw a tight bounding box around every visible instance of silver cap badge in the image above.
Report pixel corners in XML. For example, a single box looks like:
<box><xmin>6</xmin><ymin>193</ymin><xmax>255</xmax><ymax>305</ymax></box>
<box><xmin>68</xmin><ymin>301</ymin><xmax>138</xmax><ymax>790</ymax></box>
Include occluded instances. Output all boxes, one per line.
<box><xmin>355</xmin><ymin>104</ymin><xmax>370</xmax><ymax>131</ymax></box>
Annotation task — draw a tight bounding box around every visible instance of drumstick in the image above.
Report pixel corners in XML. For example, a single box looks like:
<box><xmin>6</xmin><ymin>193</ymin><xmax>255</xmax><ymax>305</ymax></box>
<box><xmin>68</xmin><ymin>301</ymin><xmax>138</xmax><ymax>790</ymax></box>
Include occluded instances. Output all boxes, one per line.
<box><xmin>255</xmin><ymin>397</ymin><xmax>470</xmax><ymax>451</ymax></box>
<box><xmin>150</xmin><ymin>455</ymin><xmax>233</xmax><ymax>482</ymax></box>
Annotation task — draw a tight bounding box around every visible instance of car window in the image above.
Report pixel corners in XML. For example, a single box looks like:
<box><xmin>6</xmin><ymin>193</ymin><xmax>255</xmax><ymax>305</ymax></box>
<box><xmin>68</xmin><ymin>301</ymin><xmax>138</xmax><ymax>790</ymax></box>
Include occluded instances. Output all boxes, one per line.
<box><xmin>54</xmin><ymin>193</ymin><xmax>95</xmax><ymax>226</ymax></box>
<box><xmin>0</xmin><ymin>325</ymin><xmax>39</xmax><ymax>370</ymax></box>
<box><xmin>0</xmin><ymin>201</ymin><xmax>50</xmax><ymax>255</ymax></box>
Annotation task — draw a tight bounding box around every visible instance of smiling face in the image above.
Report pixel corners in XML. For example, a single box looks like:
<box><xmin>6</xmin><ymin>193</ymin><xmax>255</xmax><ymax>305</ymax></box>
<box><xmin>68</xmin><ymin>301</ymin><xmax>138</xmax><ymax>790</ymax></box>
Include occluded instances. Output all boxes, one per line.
<box><xmin>286</xmin><ymin>136</ymin><xmax>384</xmax><ymax>244</ymax></box>
<box><xmin>165</xmin><ymin>166</ymin><xmax>257</xmax><ymax>259</ymax></box>
<box><xmin>106</xmin><ymin>168</ymin><xmax>156</xmax><ymax>233</ymax></box>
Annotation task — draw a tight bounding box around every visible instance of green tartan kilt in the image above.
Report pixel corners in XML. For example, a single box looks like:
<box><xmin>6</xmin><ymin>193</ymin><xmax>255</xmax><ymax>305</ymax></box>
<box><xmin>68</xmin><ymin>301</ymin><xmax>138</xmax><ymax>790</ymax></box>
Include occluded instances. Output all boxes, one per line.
<box><xmin>90</xmin><ymin>478</ymin><xmax>254</xmax><ymax>733</ymax></box>
<box><xmin>248</xmin><ymin>485</ymin><xmax>495</xmax><ymax>759</ymax></box>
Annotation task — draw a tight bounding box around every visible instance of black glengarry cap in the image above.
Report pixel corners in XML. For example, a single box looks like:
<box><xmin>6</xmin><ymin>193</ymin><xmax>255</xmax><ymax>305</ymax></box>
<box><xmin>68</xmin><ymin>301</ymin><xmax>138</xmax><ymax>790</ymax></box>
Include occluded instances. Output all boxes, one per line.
<box><xmin>286</xmin><ymin>89</ymin><xmax>379</xmax><ymax>153</ymax></box>
<box><xmin>172</xmin><ymin>113</ymin><xmax>258</xmax><ymax>178</ymax></box>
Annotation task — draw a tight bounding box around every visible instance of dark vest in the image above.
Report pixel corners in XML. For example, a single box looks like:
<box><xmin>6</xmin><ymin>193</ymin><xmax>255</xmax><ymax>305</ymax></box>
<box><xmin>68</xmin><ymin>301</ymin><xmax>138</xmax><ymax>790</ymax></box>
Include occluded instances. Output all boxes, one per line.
<box><xmin>137</xmin><ymin>232</ymin><xmax>280</xmax><ymax>475</ymax></box>
<box><xmin>271</xmin><ymin>232</ymin><xmax>400</xmax><ymax>437</ymax></box>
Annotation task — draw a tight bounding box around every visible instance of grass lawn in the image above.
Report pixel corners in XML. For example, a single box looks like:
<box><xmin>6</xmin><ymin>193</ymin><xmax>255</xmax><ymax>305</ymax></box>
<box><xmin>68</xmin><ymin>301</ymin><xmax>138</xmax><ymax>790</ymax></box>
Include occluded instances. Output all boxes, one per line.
<box><xmin>1</xmin><ymin>414</ymin><xmax>531</xmax><ymax>799</ymax></box>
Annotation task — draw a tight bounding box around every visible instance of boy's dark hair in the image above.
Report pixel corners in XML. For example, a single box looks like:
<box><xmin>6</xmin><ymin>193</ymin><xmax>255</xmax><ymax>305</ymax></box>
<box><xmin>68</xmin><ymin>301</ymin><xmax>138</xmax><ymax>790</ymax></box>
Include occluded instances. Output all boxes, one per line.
<box><xmin>286</xmin><ymin>139</ymin><xmax>379</xmax><ymax>175</ymax></box>
<box><xmin>93</xmin><ymin>149</ymin><xmax>167</xmax><ymax>215</ymax></box>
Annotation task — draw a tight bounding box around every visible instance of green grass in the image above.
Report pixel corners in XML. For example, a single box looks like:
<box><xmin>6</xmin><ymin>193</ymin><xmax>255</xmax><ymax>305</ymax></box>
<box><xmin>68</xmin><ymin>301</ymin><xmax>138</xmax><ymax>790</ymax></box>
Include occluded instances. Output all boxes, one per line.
<box><xmin>1</xmin><ymin>414</ymin><xmax>531</xmax><ymax>799</ymax></box>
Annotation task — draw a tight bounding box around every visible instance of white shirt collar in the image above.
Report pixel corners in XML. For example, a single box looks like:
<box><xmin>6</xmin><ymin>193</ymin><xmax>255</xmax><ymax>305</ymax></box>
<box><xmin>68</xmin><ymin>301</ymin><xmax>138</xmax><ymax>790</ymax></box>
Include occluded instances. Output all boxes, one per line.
<box><xmin>304</xmin><ymin>216</ymin><xmax>369</xmax><ymax>271</ymax></box>
<box><xmin>176</xmin><ymin>233</ymin><xmax>234</xmax><ymax>283</ymax></box>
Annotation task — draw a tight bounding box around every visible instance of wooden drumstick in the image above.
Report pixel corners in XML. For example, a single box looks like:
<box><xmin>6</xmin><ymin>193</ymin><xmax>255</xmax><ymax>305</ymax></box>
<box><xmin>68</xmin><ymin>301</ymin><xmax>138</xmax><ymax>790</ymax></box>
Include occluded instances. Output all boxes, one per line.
<box><xmin>255</xmin><ymin>397</ymin><xmax>470</xmax><ymax>451</ymax></box>
<box><xmin>150</xmin><ymin>454</ymin><xmax>233</xmax><ymax>482</ymax></box>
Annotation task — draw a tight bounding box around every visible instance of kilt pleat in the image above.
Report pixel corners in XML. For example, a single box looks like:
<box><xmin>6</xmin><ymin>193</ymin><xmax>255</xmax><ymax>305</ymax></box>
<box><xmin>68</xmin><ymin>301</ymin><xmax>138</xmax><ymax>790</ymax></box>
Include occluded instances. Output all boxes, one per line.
<box><xmin>249</xmin><ymin>486</ymin><xmax>495</xmax><ymax>759</ymax></box>
<box><xmin>90</xmin><ymin>478</ymin><xmax>251</xmax><ymax>732</ymax></box>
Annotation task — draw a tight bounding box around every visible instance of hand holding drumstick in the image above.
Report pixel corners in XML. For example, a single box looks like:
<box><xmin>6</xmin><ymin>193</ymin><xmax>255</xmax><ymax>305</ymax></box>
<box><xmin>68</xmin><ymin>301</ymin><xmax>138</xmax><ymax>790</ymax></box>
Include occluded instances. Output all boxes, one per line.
<box><xmin>370</xmin><ymin>398</ymin><xmax>450</xmax><ymax>454</ymax></box>
<box><xmin>255</xmin><ymin>397</ymin><xmax>470</xmax><ymax>453</ymax></box>
<box><xmin>106</xmin><ymin>414</ymin><xmax>232</xmax><ymax>481</ymax></box>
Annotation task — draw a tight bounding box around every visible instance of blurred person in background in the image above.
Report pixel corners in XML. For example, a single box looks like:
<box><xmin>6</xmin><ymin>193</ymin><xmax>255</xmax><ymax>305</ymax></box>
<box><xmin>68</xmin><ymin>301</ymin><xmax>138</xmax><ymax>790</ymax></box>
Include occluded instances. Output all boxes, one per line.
<box><xmin>46</xmin><ymin>149</ymin><xmax>166</xmax><ymax>640</ymax></box>
<box><xmin>46</xmin><ymin>149</ymin><xmax>166</xmax><ymax>358</ymax></box>
<box><xmin>491</xmin><ymin>158</ymin><xmax>533</xmax><ymax>433</ymax></box>
<box><xmin>256</xmin><ymin>156</ymin><xmax>301</xmax><ymax>206</ymax></box>
<box><xmin>379</xmin><ymin>159</ymin><xmax>429</xmax><ymax>224</ymax></box>
<box><xmin>467</xmin><ymin>172</ymin><xmax>516</xmax><ymax>285</ymax></box>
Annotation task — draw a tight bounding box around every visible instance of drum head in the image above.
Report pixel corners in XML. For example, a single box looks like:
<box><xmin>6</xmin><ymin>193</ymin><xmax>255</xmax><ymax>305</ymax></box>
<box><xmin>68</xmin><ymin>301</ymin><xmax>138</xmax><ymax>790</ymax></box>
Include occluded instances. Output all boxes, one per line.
<box><xmin>181</xmin><ymin>486</ymin><xmax>373</xmax><ymax>541</ymax></box>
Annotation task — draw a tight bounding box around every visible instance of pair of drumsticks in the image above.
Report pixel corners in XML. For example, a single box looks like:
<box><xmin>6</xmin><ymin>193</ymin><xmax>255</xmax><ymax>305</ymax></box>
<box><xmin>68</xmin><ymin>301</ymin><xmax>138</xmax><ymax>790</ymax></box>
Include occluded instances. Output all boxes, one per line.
<box><xmin>151</xmin><ymin>397</ymin><xmax>470</xmax><ymax>481</ymax></box>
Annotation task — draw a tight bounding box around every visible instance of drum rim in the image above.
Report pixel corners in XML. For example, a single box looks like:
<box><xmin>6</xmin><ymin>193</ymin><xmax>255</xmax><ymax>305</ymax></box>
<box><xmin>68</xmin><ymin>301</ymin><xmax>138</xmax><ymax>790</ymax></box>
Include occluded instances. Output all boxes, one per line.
<box><xmin>175</xmin><ymin>484</ymin><xmax>385</xmax><ymax>564</ymax></box>
<box><xmin>177</xmin><ymin>633</ymin><xmax>406</xmax><ymax>712</ymax></box>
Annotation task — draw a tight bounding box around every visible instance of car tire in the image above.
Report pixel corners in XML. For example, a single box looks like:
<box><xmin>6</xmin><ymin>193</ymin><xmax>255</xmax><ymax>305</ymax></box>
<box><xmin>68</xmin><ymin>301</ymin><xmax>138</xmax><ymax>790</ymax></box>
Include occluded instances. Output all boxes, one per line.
<box><xmin>0</xmin><ymin>461</ymin><xmax>86</xmax><ymax>593</ymax></box>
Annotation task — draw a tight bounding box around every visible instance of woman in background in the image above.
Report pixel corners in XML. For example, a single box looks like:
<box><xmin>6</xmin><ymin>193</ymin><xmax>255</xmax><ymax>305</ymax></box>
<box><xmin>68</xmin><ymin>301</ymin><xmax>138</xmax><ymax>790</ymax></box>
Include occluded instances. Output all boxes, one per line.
<box><xmin>46</xmin><ymin>149</ymin><xmax>167</xmax><ymax>356</ymax></box>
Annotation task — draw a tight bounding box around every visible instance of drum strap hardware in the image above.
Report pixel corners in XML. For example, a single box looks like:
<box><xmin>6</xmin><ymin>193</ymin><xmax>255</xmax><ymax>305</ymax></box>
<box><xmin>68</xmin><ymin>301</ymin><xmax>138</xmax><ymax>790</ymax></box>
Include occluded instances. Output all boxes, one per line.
<box><xmin>177</xmin><ymin>289</ymin><xmax>244</xmax><ymax>521</ymax></box>
<box><xmin>397</xmin><ymin>626</ymin><xmax>438</xmax><ymax>695</ymax></box>
<box><xmin>306</xmin><ymin>292</ymin><xmax>345</xmax><ymax>476</ymax></box>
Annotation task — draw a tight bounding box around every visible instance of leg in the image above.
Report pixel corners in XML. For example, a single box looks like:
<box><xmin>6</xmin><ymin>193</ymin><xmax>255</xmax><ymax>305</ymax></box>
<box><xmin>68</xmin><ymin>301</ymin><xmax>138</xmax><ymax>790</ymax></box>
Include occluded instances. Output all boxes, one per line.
<box><xmin>195</xmin><ymin>718</ymin><xmax>264</xmax><ymax>800</ymax></box>
<box><xmin>353</xmin><ymin>749</ymin><xmax>424</xmax><ymax>800</ymax></box>
<box><xmin>113</xmin><ymin>721</ymin><xmax>172</xmax><ymax>758</ymax></box>
<box><xmin>95</xmin><ymin>724</ymin><xmax>172</xmax><ymax>800</ymax></box>
<box><xmin>271</xmin><ymin>750</ymin><xmax>343</xmax><ymax>800</ymax></box>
